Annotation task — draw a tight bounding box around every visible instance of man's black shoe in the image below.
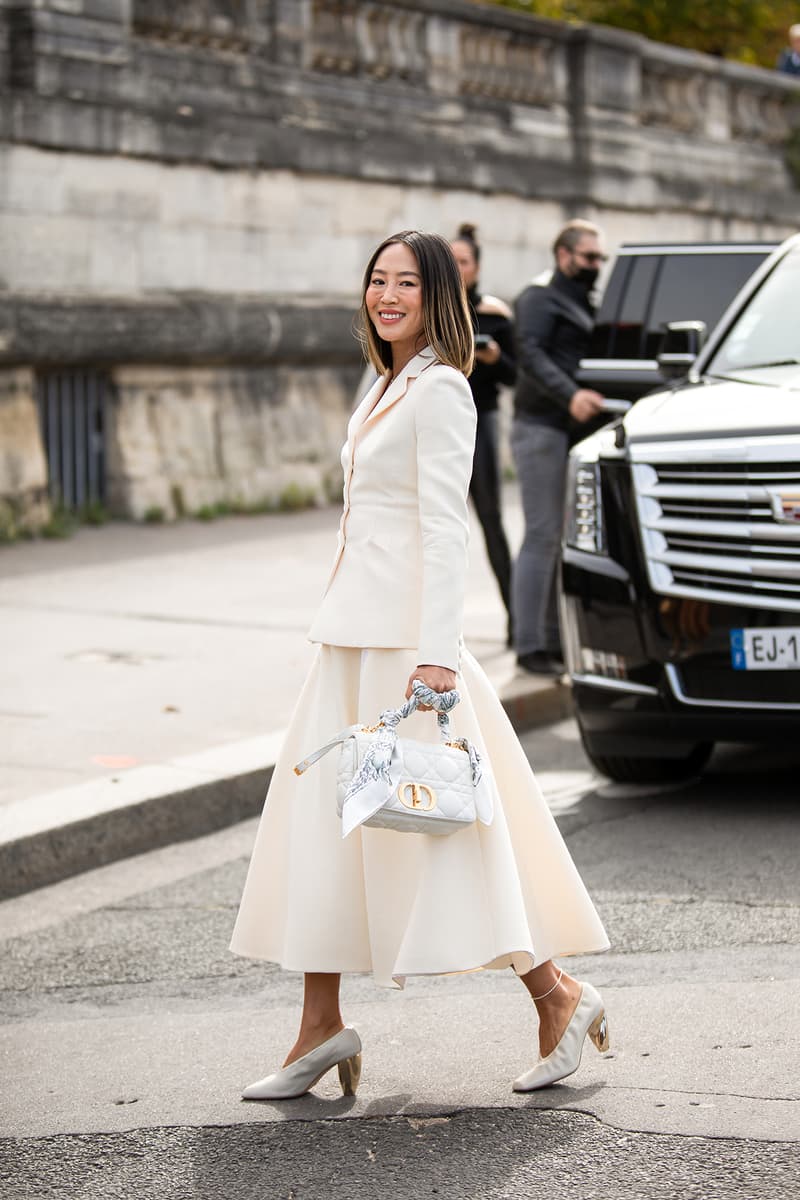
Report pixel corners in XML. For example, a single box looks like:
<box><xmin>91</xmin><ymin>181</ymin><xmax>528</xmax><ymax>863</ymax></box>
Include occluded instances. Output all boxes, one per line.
<box><xmin>516</xmin><ymin>651</ymin><xmax>565</xmax><ymax>677</ymax></box>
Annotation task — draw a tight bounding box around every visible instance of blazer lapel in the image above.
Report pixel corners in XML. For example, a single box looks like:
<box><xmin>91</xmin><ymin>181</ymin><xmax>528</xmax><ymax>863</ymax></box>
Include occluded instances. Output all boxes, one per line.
<box><xmin>360</xmin><ymin>346</ymin><xmax>437</xmax><ymax>431</ymax></box>
<box><xmin>348</xmin><ymin>372</ymin><xmax>389</xmax><ymax>446</ymax></box>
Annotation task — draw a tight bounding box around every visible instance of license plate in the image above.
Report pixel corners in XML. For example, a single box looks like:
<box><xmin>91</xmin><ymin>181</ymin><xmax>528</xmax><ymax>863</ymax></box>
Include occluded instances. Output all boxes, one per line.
<box><xmin>730</xmin><ymin>627</ymin><xmax>800</xmax><ymax>671</ymax></box>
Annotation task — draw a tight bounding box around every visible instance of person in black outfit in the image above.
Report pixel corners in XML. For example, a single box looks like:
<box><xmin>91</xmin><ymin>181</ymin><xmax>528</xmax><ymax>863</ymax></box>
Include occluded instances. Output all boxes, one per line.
<box><xmin>451</xmin><ymin>224</ymin><xmax>517</xmax><ymax>645</ymax></box>
<box><xmin>511</xmin><ymin>219</ymin><xmax>606</xmax><ymax>675</ymax></box>
<box><xmin>777</xmin><ymin>24</ymin><xmax>800</xmax><ymax>75</ymax></box>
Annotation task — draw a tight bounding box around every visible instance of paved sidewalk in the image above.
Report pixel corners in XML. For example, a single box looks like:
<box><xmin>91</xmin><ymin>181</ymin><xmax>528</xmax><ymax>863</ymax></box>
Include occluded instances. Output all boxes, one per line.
<box><xmin>0</xmin><ymin>489</ymin><xmax>572</xmax><ymax>896</ymax></box>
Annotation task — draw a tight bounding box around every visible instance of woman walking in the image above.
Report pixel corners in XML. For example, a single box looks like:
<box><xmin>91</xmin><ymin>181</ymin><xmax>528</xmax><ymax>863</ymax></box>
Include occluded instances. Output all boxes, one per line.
<box><xmin>230</xmin><ymin>231</ymin><xmax>609</xmax><ymax>1100</ymax></box>
<box><xmin>451</xmin><ymin>224</ymin><xmax>517</xmax><ymax>646</ymax></box>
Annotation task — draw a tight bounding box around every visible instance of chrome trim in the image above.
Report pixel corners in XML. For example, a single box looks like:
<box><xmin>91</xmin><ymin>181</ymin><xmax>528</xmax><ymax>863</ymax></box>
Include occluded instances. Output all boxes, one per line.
<box><xmin>665</xmin><ymin>663</ymin><xmax>800</xmax><ymax>711</ymax></box>
<box><xmin>615</xmin><ymin>244</ymin><xmax>777</xmax><ymax>256</ymax></box>
<box><xmin>632</xmin><ymin>450</ymin><xmax>800</xmax><ymax>611</ymax></box>
<box><xmin>579</xmin><ymin>358</ymin><xmax>660</xmax><ymax>372</ymax></box>
<box><xmin>649</xmin><ymin>548</ymin><xmax>800</xmax><ymax>582</ymax></box>
<box><xmin>630</xmin><ymin>436</ymin><xmax>800</xmax><ymax>463</ymax></box>
<box><xmin>571</xmin><ymin>673</ymin><xmax>659</xmax><ymax>696</ymax></box>
<box><xmin>639</xmin><ymin>579</ymin><xmax>800</xmax><ymax>613</ymax></box>
<box><xmin>558</xmin><ymin>592</ymin><xmax>583</xmax><ymax>677</ymax></box>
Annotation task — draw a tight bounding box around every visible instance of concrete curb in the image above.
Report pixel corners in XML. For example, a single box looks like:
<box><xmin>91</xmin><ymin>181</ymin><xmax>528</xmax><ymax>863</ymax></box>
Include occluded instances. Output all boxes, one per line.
<box><xmin>1</xmin><ymin>680</ymin><xmax>573</xmax><ymax>901</ymax></box>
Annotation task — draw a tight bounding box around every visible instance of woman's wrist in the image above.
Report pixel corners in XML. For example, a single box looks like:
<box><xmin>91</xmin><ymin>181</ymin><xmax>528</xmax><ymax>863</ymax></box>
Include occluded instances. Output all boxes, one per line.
<box><xmin>406</xmin><ymin>664</ymin><xmax>457</xmax><ymax>702</ymax></box>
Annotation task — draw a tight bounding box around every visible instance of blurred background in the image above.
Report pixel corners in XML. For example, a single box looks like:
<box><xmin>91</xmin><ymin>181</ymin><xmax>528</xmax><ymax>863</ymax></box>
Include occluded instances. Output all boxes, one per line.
<box><xmin>1</xmin><ymin>0</ymin><xmax>798</xmax><ymax>538</ymax></box>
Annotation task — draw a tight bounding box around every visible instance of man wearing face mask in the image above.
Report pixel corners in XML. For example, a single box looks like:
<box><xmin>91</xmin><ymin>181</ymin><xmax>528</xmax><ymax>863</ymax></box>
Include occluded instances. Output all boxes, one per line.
<box><xmin>511</xmin><ymin>219</ymin><xmax>606</xmax><ymax>675</ymax></box>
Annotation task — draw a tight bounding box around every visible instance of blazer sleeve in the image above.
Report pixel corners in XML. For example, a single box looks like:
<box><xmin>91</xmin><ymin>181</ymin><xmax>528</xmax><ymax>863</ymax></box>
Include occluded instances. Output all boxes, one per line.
<box><xmin>413</xmin><ymin>367</ymin><xmax>477</xmax><ymax>672</ymax></box>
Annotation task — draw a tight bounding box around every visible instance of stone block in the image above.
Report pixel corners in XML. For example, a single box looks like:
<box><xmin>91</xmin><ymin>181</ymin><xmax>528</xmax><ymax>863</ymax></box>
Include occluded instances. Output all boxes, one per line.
<box><xmin>219</xmin><ymin>169</ymin><xmax>300</xmax><ymax>232</ymax></box>
<box><xmin>0</xmin><ymin>294</ymin><xmax>361</xmax><ymax>367</ymax></box>
<box><xmin>157</xmin><ymin>163</ymin><xmax>227</xmax><ymax>228</ymax></box>
<box><xmin>0</xmin><ymin>145</ymin><xmax>68</xmax><ymax>216</ymax></box>
<box><xmin>88</xmin><ymin>220</ymin><xmax>140</xmax><ymax>292</ymax></box>
<box><xmin>0</xmin><ymin>369</ymin><xmax>51</xmax><ymax>537</ymax></box>
<box><xmin>107</xmin><ymin>364</ymin><xmax>356</xmax><ymax>521</ymax></box>
<box><xmin>577</xmin><ymin>27</ymin><xmax>643</xmax><ymax>115</ymax></box>
<box><xmin>28</xmin><ymin>8</ymin><xmax>129</xmax><ymax>64</ymax></box>
<box><xmin>63</xmin><ymin>178</ymin><xmax>161</xmax><ymax>222</ymax></box>
<box><xmin>330</xmin><ymin>178</ymin><xmax>397</xmax><ymax>237</ymax></box>
<box><xmin>202</xmin><ymin>228</ymin><xmax>270</xmax><ymax>294</ymax></box>
<box><xmin>47</xmin><ymin>1</ymin><xmax>129</xmax><ymax>25</ymax></box>
<box><xmin>137</xmin><ymin>227</ymin><xmax>207</xmax><ymax>291</ymax></box>
<box><xmin>0</xmin><ymin>212</ymin><xmax>91</xmax><ymax>292</ymax></box>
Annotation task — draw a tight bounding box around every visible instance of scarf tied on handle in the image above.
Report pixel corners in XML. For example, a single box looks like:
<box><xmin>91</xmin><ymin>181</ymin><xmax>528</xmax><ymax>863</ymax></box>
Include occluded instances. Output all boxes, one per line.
<box><xmin>340</xmin><ymin>678</ymin><xmax>492</xmax><ymax>836</ymax></box>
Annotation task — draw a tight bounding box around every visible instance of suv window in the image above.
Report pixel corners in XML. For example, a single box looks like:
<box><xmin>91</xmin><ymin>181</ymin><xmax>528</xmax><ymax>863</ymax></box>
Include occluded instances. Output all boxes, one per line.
<box><xmin>644</xmin><ymin>253</ymin><xmax>771</xmax><ymax>358</ymax></box>
<box><xmin>588</xmin><ymin>247</ymin><xmax>774</xmax><ymax>362</ymax></box>
<box><xmin>590</xmin><ymin>259</ymin><xmax>630</xmax><ymax>358</ymax></box>
<box><xmin>615</xmin><ymin>255</ymin><xmax>659</xmax><ymax>358</ymax></box>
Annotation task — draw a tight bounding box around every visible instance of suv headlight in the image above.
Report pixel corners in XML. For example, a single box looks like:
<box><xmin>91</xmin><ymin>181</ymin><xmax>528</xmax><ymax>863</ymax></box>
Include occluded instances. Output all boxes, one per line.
<box><xmin>565</xmin><ymin>455</ymin><xmax>605</xmax><ymax>554</ymax></box>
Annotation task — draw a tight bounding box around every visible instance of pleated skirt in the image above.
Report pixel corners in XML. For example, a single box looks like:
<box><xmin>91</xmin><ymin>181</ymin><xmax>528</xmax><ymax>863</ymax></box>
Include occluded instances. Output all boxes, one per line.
<box><xmin>230</xmin><ymin>644</ymin><xmax>609</xmax><ymax>988</ymax></box>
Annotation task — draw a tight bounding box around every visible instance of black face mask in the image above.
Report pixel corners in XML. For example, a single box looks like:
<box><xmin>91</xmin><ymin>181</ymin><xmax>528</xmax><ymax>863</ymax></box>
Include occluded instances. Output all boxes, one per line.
<box><xmin>573</xmin><ymin>266</ymin><xmax>599</xmax><ymax>288</ymax></box>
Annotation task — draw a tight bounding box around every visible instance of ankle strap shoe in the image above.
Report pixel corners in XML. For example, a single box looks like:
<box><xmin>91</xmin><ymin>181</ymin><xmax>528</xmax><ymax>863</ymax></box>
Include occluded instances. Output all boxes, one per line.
<box><xmin>512</xmin><ymin>983</ymin><xmax>609</xmax><ymax>1092</ymax></box>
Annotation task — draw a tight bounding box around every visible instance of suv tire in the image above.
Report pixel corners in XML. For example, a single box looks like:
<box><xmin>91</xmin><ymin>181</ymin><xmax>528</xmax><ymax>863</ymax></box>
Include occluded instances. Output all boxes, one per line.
<box><xmin>580</xmin><ymin>736</ymin><xmax>713</xmax><ymax>784</ymax></box>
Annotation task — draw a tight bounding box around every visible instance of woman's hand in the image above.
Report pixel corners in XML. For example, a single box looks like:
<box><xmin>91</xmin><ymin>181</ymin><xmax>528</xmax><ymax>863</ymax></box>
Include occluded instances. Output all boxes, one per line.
<box><xmin>405</xmin><ymin>664</ymin><xmax>457</xmax><ymax>709</ymax></box>
<box><xmin>474</xmin><ymin>338</ymin><xmax>501</xmax><ymax>365</ymax></box>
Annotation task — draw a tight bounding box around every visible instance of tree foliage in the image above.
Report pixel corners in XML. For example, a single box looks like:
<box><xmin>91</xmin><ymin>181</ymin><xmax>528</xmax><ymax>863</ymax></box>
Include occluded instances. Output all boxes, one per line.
<box><xmin>480</xmin><ymin>0</ymin><xmax>798</xmax><ymax>69</ymax></box>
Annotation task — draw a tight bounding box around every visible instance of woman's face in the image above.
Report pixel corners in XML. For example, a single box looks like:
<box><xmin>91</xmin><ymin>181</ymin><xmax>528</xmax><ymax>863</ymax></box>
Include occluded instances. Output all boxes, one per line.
<box><xmin>451</xmin><ymin>239</ymin><xmax>478</xmax><ymax>288</ymax></box>
<box><xmin>366</xmin><ymin>241</ymin><xmax>425</xmax><ymax>365</ymax></box>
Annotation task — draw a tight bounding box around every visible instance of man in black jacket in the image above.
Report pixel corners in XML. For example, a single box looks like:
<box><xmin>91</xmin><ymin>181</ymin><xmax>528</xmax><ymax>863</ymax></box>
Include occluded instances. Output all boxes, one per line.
<box><xmin>511</xmin><ymin>219</ymin><xmax>606</xmax><ymax>675</ymax></box>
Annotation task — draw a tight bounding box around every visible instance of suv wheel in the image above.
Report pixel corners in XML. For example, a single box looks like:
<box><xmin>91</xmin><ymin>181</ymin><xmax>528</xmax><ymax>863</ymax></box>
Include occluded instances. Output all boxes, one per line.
<box><xmin>580</xmin><ymin>737</ymin><xmax>713</xmax><ymax>784</ymax></box>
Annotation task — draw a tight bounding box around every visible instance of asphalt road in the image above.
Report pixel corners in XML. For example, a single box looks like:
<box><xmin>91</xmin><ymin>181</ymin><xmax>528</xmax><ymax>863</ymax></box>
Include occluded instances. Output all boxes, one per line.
<box><xmin>2</xmin><ymin>721</ymin><xmax>799</xmax><ymax>1199</ymax></box>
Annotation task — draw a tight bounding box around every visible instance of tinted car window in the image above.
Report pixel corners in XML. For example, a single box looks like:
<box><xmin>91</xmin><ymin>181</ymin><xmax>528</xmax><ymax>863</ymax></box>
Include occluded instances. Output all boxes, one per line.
<box><xmin>708</xmin><ymin>244</ymin><xmax>800</xmax><ymax>374</ymax></box>
<box><xmin>589</xmin><ymin>258</ymin><xmax>630</xmax><ymax>357</ymax></box>
<box><xmin>614</xmin><ymin>255</ymin><xmax>659</xmax><ymax>358</ymax></box>
<box><xmin>644</xmin><ymin>253</ymin><xmax>769</xmax><ymax>358</ymax></box>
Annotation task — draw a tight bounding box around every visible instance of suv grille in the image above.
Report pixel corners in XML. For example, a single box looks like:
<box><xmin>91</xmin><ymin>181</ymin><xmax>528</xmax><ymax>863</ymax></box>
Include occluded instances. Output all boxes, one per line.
<box><xmin>632</xmin><ymin>457</ymin><xmax>800</xmax><ymax>611</ymax></box>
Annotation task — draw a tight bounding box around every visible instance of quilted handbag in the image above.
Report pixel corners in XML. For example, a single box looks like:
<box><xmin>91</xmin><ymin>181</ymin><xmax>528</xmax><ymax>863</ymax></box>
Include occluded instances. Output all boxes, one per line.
<box><xmin>294</xmin><ymin>679</ymin><xmax>494</xmax><ymax>837</ymax></box>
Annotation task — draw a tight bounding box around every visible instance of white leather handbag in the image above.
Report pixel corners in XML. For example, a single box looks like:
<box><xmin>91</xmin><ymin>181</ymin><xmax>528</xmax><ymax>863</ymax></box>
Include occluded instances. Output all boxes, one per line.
<box><xmin>294</xmin><ymin>679</ymin><xmax>494</xmax><ymax>838</ymax></box>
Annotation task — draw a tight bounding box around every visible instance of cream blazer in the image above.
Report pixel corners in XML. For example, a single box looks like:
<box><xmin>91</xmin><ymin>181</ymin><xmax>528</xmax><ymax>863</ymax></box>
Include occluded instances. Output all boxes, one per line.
<box><xmin>307</xmin><ymin>346</ymin><xmax>477</xmax><ymax>672</ymax></box>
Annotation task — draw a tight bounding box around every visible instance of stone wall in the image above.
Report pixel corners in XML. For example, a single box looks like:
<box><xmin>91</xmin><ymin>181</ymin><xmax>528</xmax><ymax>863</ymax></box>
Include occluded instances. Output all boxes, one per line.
<box><xmin>0</xmin><ymin>0</ymin><xmax>798</xmax><ymax>525</ymax></box>
<box><xmin>0</xmin><ymin>369</ymin><xmax>50</xmax><ymax>538</ymax></box>
<box><xmin>107</xmin><ymin>363</ymin><xmax>361</xmax><ymax>520</ymax></box>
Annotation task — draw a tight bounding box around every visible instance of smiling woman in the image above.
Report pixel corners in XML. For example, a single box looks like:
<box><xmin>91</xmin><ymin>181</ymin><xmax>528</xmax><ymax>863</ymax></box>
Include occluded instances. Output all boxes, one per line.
<box><xmin>365</xmin><ymin>244</ymin><xmax>424</xmax><ymax>372</ymax></box>
<box><xmin>359</xmin><ymin>231</ymin><xmax>474</xmax><ymax>377</ymax></box>
<box><xmin>229</xmin><ymin>229</ymin><xmax>610</xmax><ymax>1106</ymax></box>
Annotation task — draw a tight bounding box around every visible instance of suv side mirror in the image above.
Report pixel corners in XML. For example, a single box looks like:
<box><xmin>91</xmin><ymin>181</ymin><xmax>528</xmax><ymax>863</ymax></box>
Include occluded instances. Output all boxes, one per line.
<box><xmin>657</xmin><ymin>321</ymin><xmax>707</xmax><ymax>378</ymax></box>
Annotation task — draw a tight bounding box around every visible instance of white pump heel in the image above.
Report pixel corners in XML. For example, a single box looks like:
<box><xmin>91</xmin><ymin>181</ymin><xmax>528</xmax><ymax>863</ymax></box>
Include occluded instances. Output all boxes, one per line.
<box><xmin>242</xmin><ymin>1026</ymin><xmax>363</xmax><ymax>1101</ymax></box>
<box><xmin>512</xmin><ymin>982</ymin><xmax>609</xmax><ymax>1092</ymax></box>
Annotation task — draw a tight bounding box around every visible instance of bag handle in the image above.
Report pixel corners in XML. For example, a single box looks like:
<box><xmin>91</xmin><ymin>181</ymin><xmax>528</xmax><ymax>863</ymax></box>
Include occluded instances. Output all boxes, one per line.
<box><xmin>294</xmin><ymin>679</ymin><xmax>460</xmax><ymax>776</ymax></box>
<box><xmin>388</xmin><ymin>678</ymin><xmax>460</xmax><ymax>743</ymax></box>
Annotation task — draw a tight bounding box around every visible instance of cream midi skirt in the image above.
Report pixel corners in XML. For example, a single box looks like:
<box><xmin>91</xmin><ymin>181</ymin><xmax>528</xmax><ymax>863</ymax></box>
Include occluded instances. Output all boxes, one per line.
<box><xmin>230</xmin><ymin>644</ymin><xmax>609</xmax><ymax>988</ymax></box>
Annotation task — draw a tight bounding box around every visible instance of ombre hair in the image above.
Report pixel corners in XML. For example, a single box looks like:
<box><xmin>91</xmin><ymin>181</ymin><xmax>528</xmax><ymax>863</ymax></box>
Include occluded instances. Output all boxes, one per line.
<box><xmin>357</xmin><ymin>231</ymin><xmax>474</xmax><ymax>376</ymax></box>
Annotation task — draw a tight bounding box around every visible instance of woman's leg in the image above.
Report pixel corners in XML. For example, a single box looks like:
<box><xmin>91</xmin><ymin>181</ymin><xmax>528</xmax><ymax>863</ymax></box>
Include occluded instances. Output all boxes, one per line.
<box><xmin>283</xmin><ymin>972</ymin><xmax>345</xmax><ymax>1067</ymax></box>
<box><xmin>518</xmin><ymin>961</ymin><xmax>583</xmax><ymax>1058</ymax></box>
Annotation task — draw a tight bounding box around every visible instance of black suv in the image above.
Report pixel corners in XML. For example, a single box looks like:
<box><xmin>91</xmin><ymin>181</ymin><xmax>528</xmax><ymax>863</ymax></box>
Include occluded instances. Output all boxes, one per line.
<box><xmin>560</xmin><ymin>234</ymin><xmax>800</xmax><ymax>783</ymax></box>
<box><xmin>577</xmin><ymin>242</ymin><xmax>778</xmax><ymax>404</ymax></box>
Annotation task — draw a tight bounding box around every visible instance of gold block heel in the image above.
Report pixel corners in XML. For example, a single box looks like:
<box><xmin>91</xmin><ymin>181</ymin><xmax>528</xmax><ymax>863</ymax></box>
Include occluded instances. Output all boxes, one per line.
<box><xmin>588</xmin><ymin>1011</ymin><xmax>610</xmax><ymax>1053</ymax></box>
<box><xmin>337</xmin><ymin>1052</ymin><xmax>362</xmax><ymax>1096</ymax></box>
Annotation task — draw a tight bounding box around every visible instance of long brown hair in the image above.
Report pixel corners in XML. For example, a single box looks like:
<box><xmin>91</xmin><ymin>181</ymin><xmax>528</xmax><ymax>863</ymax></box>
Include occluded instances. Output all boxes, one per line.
<box><xmin>357</xmin><ymin>231</ymin><xmax>474</xmax><ymax>375</ymax></box>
